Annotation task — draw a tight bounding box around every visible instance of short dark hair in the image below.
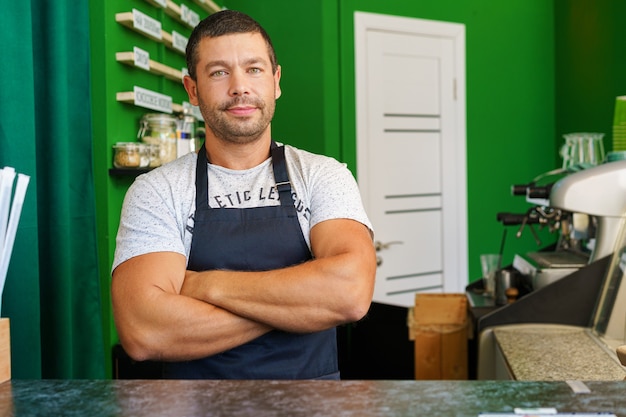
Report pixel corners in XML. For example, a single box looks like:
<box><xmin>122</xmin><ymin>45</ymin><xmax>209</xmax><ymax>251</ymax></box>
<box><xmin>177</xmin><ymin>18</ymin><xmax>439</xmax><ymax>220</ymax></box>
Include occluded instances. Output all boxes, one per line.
<box><xmin>186</xmin><ymin>10</ymin><xmax>278</xmax><ymax>80</ymax></box>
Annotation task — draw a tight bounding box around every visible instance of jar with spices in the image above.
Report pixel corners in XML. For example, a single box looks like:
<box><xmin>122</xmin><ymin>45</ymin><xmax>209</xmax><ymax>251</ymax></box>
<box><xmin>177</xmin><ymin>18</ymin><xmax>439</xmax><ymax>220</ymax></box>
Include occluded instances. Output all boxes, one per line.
<box><xmin>113</xmin><ymin>142</ymin><xmax>141</xmax><ymax>168</ymax></box>
<box><xmin>137</xmin><ymin>113</ymin><xmax>178</xmax><ymax>164</ymax></box>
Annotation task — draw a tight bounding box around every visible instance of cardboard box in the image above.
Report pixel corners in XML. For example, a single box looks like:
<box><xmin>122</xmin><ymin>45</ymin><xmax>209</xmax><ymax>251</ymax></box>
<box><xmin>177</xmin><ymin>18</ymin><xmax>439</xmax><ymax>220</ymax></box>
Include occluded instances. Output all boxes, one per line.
<box><xmin>409</xmin><ymin>294</ymin><xmax>468</xmax><ymax>380</ymax></box>
<box><xmin>0</xmin><ymin>319</ymin><xmax>10</xmax><ymax>383</ymax></box>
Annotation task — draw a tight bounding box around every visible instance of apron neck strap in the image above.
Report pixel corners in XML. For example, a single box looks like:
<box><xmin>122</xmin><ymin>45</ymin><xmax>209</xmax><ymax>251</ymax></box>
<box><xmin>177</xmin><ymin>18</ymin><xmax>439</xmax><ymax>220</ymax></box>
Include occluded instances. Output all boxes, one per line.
<box><xmin>270</xmin><ymin>142</ymin><xmax>293</xmax><ymax>207</ymax></box>
<box><xmin>195</xmin><ymin>141</ymin><xmax>293</xmax><ymax>208</ymax></box>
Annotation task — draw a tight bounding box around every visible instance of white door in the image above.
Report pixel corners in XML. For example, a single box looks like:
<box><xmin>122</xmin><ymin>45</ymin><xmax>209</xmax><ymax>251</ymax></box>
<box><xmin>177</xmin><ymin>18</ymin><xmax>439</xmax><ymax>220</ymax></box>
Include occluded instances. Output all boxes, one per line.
<box><xmin>355</xmin><ymin>12</ymin><xmax>467</xmax><ymax>307</ymax></box>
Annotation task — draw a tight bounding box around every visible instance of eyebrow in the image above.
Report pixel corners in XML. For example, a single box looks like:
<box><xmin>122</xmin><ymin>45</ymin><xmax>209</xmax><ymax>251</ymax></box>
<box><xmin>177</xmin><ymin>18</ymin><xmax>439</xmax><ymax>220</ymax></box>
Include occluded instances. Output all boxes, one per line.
<box><xmin>203</xmin><ymin>57</ymin><xmax>270</xmax><ymax>73</ymax></box>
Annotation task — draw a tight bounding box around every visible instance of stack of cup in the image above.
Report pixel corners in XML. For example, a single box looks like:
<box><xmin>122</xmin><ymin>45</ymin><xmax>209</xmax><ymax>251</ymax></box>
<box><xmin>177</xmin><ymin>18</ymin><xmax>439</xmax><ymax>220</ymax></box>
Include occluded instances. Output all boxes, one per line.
<box><xmin>480</xmin><ymin>254</ymin><xmax>501</xmax><ymax>298</ymax></box>
<box><xmin>613</xmin><ymin>96</ymin><xmax>626</xmax><ymax>151</ymax></box>
<box><xmin>560</xmin><ymin>132</ymin><xmax>605</xmax><ymax>170</ymax></box>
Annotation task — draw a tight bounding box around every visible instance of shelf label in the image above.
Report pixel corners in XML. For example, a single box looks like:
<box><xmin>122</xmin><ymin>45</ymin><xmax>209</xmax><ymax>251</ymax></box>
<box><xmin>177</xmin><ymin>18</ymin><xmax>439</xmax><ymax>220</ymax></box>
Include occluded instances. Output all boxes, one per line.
<box><xmin>133</xmin><ymin>86</ymin><xmax>172</xmax><ymax>113</ymax></box>
<box><xmin>181</xmin><ymin>4</ymin><xmax>200</xmax><ymax>27</ymax></box>
<box><xmin>132</xmin><ymin>8</ymin><xmax>162</xmax><ymax>40</ymax></box>
<box><xmin>133</xmin><ymin>47</ymin><xmax>150</xmax><ymax>71</ymax></box>
<box><xmin>172</xmin><ymin>31</ymin><xmax>188</xmax><ymax>54</ymax></box>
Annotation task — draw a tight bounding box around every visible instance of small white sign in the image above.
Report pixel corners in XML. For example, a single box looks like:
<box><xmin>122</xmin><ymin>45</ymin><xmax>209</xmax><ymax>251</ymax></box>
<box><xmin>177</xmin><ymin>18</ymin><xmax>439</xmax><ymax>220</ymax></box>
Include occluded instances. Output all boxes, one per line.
<box><xmin>152</xmin><ymin>0</ymin><xmax>167</xmax><ymax>7</ymax></box>
<box><xmin>132</xmin><ymin>8</ymin><xmax>162</xmax><ymax>40</ymax></box>
<box><xmin>181</xmin><ymin>4</ymin><xmax>200</xmax><ymax>28</ymax></box>
<box><xmin>133</xmin><ymin>46</ymin><xmax>150</xmax><ymax>71</ymax></box>
<box><xmin>172</xmin><ymin>31</ymin><xmax>188</xmax><ymax>54</ymax></box>
<box><xmin>133</xmin><ymin>86</ymin><xmax>172</xmax><ymax>113</ymax></box>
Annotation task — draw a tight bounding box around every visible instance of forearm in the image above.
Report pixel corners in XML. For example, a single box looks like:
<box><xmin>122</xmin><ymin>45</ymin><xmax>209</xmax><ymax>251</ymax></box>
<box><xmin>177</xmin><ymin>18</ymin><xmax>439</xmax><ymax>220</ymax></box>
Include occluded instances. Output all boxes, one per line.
<box><xmin>183</xmin><ymin>259</ymin><xmax>369</xmax><ymax>333</ymax></box>
<box><xmin>112</xmin><ymin>253</ymin><xmax>272</xmax><ymax>362</ymax></box>
<box><xmin>114</xmin><ymin>289</ymin><xmax>271</xmax><ymax>361</ymax></box>
<box><xmin>181</xmin><ymin>219</ymin><xmax>376</xmax><ymax>333</ymax></box>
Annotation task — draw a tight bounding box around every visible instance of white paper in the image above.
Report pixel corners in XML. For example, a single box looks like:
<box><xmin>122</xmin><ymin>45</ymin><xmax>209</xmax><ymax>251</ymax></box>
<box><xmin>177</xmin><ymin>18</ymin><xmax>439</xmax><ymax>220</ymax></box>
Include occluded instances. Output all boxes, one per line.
<box><xmin>133</xmin><ymin>85</ymin><xmax>172</xmax><ymax>113</ymax></box>
<box><xmin>172</xmin><ymin>31</ymin><xmax>188</xmax><ymax>54</ymax></box>
<box><xmin>181</xmin><ymin>4</ymin><xmax>199</xmax><ymax>27</ymax></box>
<box><xmin>478</xmin><ymin>413</ymin><xmax>615</xmax><ymax>417</ymax></box>
<box><xmin>0</xmin><ymin>167</ymin><xmax>16</xmax><ymax>254</ymax></box>
<box><xmin>0</xmin><ymin>173</ymin><xmax>30</xmax><ymax>312</ymax></box>
<box><xmin>133</xmin><ymin>46</ymin><xmax>150</xmax><ymax>71</ymax></box>
<box><xmin>132</xmin><ymin>8</ymin><xmax>162</xmax><ymax>40</ymax></box>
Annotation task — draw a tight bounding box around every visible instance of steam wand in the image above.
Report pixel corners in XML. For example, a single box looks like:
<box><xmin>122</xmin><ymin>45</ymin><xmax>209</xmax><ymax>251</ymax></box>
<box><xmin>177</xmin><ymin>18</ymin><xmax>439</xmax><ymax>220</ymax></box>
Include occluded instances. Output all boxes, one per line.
<box><xmin>497</xmin><ymin>206</ymin><xmax>563</xmax><ymax>246</ymax></box>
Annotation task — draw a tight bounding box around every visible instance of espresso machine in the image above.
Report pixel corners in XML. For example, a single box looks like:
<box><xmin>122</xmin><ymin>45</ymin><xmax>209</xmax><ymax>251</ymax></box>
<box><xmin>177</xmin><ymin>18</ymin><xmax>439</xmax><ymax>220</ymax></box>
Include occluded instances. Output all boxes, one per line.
<box><xmin>553</xmin><ymin>161</ymin><xmax>626</xmax><ymax>252</ymax></box>
<box><xmin>498</xmin><ymin>159</ymin><xmax>626</xmax><ymax>289</ymax></box>
<box><xmin>497</xmin><ymin>169</ymin><xmax>593</xmax><ymax>290</ymax></box>
<box><xmin>497</xmin><ymin>133</ymin><xmax>612</xmax><ymax>290</ymax></box>
<box><xmin>477</xmin><ymin>160</ymin><xmax>626</xmax><ymax>379</ymax></box>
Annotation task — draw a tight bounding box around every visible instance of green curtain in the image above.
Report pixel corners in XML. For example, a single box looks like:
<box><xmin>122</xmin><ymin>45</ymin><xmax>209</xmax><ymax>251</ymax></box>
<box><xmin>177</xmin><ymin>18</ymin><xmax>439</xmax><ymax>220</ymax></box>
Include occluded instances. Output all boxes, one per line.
<box><xmin>0</xmin><ymin>1</ymin><xmax>104</xmax><ymax>378</ymax></box>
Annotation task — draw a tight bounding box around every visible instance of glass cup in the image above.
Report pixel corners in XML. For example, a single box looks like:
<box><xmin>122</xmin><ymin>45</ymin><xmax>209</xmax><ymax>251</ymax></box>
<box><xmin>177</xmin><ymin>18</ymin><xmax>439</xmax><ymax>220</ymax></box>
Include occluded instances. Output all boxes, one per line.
<box><xmin>561</xmin><ymin>132</ymin><xmax>605</xmax><ymax>169</ymax></box>
<box><xmin>480</xmin><ymin>254</ymin><xmax>501</xmax><ymax>297</ymax></box>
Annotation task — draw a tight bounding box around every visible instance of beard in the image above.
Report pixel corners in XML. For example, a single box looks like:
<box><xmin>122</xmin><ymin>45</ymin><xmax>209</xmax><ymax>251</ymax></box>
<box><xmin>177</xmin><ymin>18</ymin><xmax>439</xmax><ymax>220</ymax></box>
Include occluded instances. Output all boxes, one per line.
<box><xmin>199</xmin><ymin>95</ymin><xmax>276</xmax><ymax>145</ymax></box>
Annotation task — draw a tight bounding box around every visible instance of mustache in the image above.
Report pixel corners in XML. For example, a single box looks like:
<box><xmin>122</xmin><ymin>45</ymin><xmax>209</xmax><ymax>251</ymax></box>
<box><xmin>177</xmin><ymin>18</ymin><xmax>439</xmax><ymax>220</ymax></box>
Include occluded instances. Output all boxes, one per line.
<box><xmin>219</xmin><ymin>96</ymin><xmax>264</xmax><ymax>111</ymax></box>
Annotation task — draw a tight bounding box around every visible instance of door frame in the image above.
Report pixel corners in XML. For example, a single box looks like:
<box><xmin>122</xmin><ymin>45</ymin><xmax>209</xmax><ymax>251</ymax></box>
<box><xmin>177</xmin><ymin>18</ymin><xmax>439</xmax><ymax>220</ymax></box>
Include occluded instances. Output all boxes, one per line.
<box><xmin>354</xmin><ymin>11</ymin><xmax>468</xmax><ymax>293</ymax></box>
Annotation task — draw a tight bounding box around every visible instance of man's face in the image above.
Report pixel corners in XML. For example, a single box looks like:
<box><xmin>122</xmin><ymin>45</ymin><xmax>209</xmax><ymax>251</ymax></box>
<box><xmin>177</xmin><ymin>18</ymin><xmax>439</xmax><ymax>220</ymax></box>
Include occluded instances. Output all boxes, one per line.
<box><xmin>183</xmin><ymin>33</ymin><xmax>282</xmax><ymax>145</ymax></box>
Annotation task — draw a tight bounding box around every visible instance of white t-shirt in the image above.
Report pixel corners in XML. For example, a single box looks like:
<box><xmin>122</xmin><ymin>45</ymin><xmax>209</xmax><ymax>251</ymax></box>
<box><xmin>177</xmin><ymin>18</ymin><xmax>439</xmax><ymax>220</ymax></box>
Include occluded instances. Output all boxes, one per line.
<box><xmin>112</xmin><ymin>144</ymin><xmax>373</xmax><ymax>271</ymax></box>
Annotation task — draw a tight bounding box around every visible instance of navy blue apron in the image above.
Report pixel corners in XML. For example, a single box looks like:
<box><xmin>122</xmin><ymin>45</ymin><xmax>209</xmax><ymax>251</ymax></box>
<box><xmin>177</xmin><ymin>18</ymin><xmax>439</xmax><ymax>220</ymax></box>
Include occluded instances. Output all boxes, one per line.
<box><xmin>163</xmin><ymin>142</ymin><xmax>339</xmax><ymax>379</ymax></box>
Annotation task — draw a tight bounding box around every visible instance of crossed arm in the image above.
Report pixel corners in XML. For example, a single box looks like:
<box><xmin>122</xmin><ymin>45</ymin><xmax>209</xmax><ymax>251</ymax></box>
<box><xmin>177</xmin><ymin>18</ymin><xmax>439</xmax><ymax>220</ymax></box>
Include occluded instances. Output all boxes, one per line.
<box><xmin>111</xmin><ymin>218</ymin><xmax>376</xmax><ymax>362</ymax></box>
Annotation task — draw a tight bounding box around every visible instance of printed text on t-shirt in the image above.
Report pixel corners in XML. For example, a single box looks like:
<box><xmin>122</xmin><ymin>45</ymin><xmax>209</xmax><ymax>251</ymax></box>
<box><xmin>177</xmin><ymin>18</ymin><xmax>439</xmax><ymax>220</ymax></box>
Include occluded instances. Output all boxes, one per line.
<box><xmin>211</xmin><ymin>186</ymin><xmax>311</xmax><ymax>219</ymax></box>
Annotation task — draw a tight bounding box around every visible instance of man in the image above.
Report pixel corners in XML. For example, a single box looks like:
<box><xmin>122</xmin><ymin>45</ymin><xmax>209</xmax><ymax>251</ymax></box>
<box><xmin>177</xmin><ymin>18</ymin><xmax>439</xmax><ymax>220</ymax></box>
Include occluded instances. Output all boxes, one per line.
<box><xmin>111</xmin><ymin>10</ymin><xmax>376</xmax><ymax>380</ymax></box>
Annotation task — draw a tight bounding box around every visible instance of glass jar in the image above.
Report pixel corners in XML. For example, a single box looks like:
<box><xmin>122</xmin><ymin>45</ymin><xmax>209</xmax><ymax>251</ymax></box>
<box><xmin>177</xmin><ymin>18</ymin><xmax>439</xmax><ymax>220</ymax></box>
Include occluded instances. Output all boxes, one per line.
<box><xmin>113</xmin><ymin>143</ymin><xmax>141</xmax><ymax>168</ymax></box>
<box><xmin>148</xmin><ymin>144</ymin><xmax>162</xmax><ymax>168</ymax></box>
<box><xmin>137</xmin><ymin>113</ymin><xmax>178</xmax><ymax>164</ymax></box>
<box><xmin>178</xmin><ymin>114</ymin><xmax>198</xmax><ymax>156</ymax></box>
<box><xmin>138</xmin><ymin>143</ymin><xmax>150</xmax><ymax>168</ymax></box>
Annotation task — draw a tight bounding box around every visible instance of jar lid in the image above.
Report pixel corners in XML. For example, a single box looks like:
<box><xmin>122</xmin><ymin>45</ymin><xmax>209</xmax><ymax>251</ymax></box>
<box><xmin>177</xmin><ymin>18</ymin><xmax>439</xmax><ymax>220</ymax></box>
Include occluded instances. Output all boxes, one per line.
<box><xmin>114</xmin><ymin>142</ymin><xmax>140</xmax><ymax>149</ymax></box>
<box><xmin>141</xmin><ymin>113</ymin><xmax>178</xmax><ymax>125</ymax></box>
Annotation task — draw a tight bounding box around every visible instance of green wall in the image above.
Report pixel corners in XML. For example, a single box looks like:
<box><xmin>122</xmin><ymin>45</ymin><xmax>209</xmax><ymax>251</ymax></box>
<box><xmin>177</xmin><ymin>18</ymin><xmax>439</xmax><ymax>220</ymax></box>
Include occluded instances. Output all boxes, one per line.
<box><xmin>555</xmin><ymin>0</ymin><xmax>626</xmax><ymax>149</ymax></box>
<box><xmin>225</xmin><ymin>0</ymin><xmax>341</xmax><ymax>158</ymax></box>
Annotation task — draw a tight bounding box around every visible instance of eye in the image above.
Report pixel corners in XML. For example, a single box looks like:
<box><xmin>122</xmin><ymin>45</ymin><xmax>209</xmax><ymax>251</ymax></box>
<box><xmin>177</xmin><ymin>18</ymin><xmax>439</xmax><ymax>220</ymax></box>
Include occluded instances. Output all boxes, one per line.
<box><xmin>211</xmin><ymin>70</ymin><xmax>228</xmax><ymax>78</ymax></box>
<box><xmin>248</xmin><ymin>67</ymin><xmax>262</xmax><ymax>74</ymax></box>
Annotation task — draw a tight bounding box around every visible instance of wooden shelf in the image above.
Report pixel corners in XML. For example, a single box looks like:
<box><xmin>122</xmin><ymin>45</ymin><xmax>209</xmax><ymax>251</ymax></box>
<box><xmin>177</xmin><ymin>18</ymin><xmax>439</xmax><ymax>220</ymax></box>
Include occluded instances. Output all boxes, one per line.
<box><xmin>141</xmin><ymin>0</ymin><xmax>203</xmax><ymax>28</ymax></box>
<box><xmin>164</xmin><ymin>1</ymin><xmax>199</xmax><ymax>29</ymax></box>
<box><xmin>116</xmin><ymin>12</ymin><xmax>161</xmax><ymax>41</ymax></box>
<box><xmin>115</xmin><ymin>12</ymin><xmax>184</xmax><ymax>56</ymax></box>
<box><xmin>142</xmin><ymin>0</ymin><xmax>168</xmax><ymax>7</ymax></box>
<box><xmin>116</xmin><ymin>90</ymin><xmax>184</xmax><ymax>113</ymax></box>
<box><xmin>116</xmin><ymin>51</ymin><xmax>183</xmax><ymax>82</ymax></box>
<box><xmin>109</xmin><ymin>168</ymin><xmax>153</xmax><ymax>177</ymax></box>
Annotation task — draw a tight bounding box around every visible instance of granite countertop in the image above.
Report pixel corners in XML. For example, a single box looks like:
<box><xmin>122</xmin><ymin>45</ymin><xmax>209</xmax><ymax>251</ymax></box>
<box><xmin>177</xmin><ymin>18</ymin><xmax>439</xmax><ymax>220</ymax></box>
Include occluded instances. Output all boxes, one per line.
<box><xmin>494</xmin><ymin>324</ymin><xmax>626</xmax><ymax>381</ymax></box>
<box><xmin>1</xmin><ymin>379</ymin><xmax>626</xmax><ymax>416</ymax></box>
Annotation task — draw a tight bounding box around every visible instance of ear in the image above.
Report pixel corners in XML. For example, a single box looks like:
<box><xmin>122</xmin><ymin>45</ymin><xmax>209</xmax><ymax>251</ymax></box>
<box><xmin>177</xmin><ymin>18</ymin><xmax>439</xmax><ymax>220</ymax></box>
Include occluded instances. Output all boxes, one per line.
<box><xmin>274</xmin><ymin>65</ymin><xmax>282</xmax><ymax>100</ymax></box>
<box><xmin>183</xmin><ymin>75</ymin><xmax>199</xmax><ymax>106</ymax></box>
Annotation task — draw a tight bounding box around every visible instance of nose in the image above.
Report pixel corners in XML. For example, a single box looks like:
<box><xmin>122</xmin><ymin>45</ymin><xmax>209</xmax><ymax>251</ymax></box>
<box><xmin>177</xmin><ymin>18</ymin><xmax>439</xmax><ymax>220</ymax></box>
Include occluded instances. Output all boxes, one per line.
<box><xmin>228</xmin><ymin>70</ymin><xmax>250</xmax><ymax>96</ymax></box>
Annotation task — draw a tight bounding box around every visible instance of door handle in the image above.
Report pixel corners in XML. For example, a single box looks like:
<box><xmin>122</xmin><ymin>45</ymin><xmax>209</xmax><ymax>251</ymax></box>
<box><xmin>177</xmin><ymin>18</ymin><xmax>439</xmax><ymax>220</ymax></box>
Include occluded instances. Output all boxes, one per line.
<box><xmin>374</xmin><ymin>240</ymin><xmax>403</xmax><ymax>252</ymax></box>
